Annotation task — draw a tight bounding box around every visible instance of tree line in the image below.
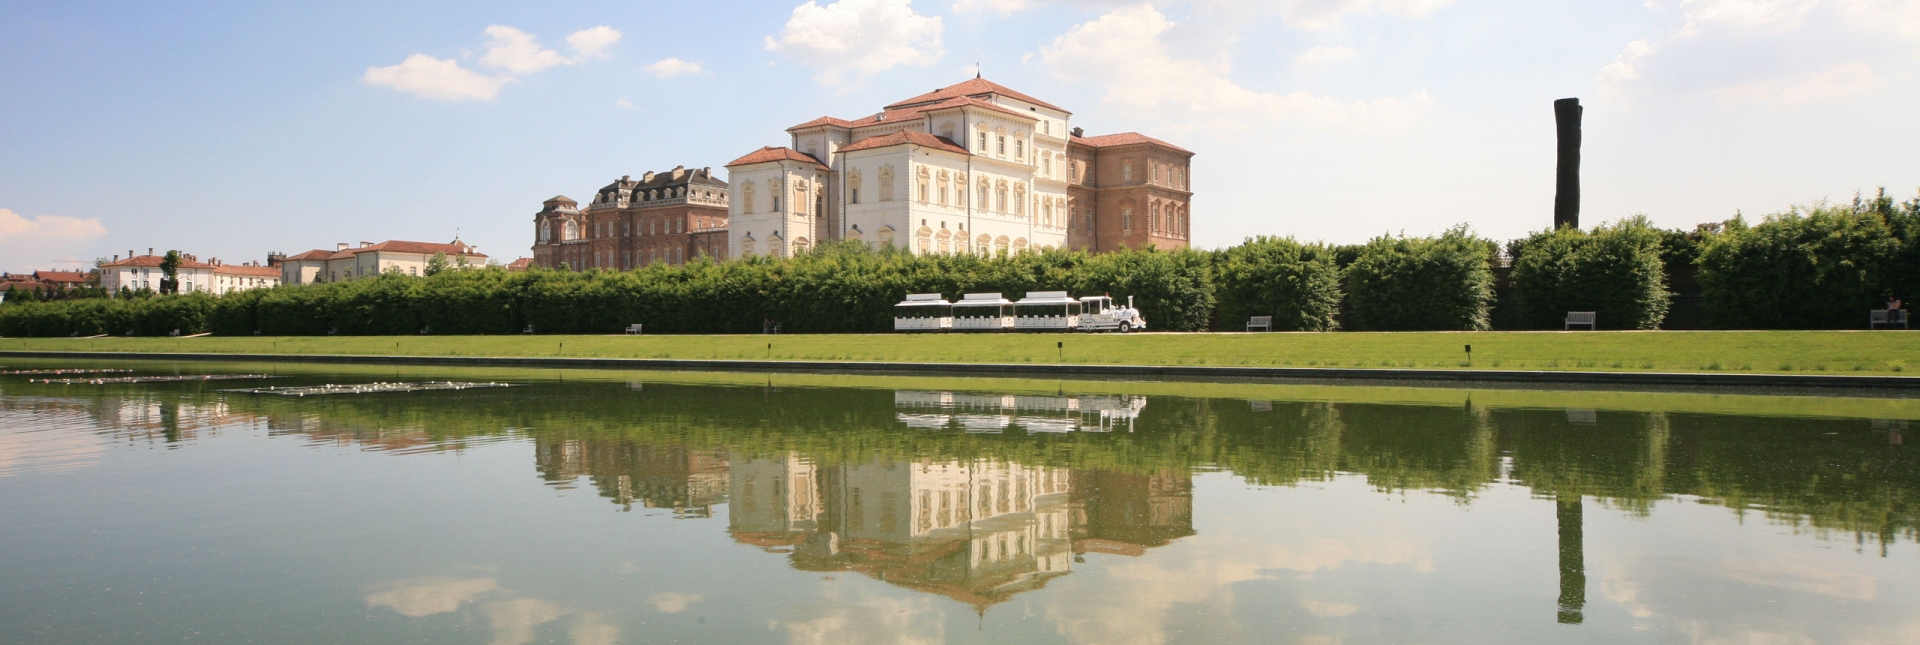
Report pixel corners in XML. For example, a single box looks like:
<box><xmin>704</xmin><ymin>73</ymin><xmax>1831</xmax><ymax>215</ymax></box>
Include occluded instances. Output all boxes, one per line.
<box><xmin>4</xmin><ymin>189</ymin><xmax>1917</xmax><ymax>336</ymax></box>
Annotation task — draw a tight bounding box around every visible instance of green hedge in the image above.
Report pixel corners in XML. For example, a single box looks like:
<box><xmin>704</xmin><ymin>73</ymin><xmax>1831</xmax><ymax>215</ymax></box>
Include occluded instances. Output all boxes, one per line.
<box><xmin>1345</xmin><ymin>226</ymin><xmax>1498</xmax><ymax>331</ymax></box>
<box><xmin>1212</xmin><ymin>236</ymin><xmax>1342</xmax><ymax>331</ymax></box>
<box><xmin>1510</xmin><ymin>216</ymin><xmax>1671</xmax><ymax>330</ymax></box>
<box><xmin>1697</xmin><ymin>201</ymin><xmax>1912</xmax><ymax>329</ymax></box>
<box><xmin>2</xmin><ymin>244</ymin><xmax>1220</xmax><ymax>336</ymax></box>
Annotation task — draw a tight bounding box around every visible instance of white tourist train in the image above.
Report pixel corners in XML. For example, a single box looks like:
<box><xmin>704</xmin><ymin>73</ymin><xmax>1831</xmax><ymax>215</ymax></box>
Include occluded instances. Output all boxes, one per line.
<box><xmin>950</xmin><ymin>293</ymin><xmax>1016</xmax><ymax>331</ymax></box>
<box><xmin>1077</xmin><ymin>295</ymin><xmax>1147</xmax><ymax>333</ymax></box>
<box><xmin>896</xmin><ymin>291</ymin><xmax>1146</xmax><ymax>333</ymax></box>
<box><xmin>892</xmin><ymin>293</ymin><xmax>952</xmax><ymax>332</ymax></box>
<box><xmin>1013</xmin><ymin>291</ymin><xmax>1081</xmax><ymax>331</ymax></box>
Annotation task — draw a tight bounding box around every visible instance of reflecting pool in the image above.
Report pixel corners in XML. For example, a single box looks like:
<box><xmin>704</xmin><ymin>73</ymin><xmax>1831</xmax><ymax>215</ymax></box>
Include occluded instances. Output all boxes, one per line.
<box><xmin>2</xmin><ymin>359</ymin><xmax>1917</xmax><ymax>644</ymax></box>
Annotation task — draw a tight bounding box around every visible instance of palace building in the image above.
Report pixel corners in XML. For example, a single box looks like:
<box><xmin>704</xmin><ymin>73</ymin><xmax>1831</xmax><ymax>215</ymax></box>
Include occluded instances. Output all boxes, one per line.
<box><xmin>726</xmin><ymin>76</ymin><xmax>1193</xmax><ymax>258</ymax></box>
<box><xmin>530</xmin><ymin>165</ymin><xmax>731</xmax><ymax>270</ymax></box>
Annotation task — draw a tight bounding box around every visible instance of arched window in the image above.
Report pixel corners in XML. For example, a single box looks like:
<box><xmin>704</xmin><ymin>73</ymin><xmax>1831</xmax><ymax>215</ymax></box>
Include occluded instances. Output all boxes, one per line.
<box><xmin>978</xmin><ymin>178</ymin><xmax>990</xmax><ymax>208</ymax></box>
<box><xmin>1013</xmin><ymin>184</ymin><xmax>1026</xmax><ymax>217</ymax></box>
<box><xmin>917</xmin><ymin>167</ymin><xmax>930</xmax><ymax>203</ymax></box>
<box><xmin>877</xmin><ymin>226</ymin><xmax>895</xmax><ymax>248</ymax></box>
<box><xmin>539</xmin><ymin>222</ymin><xmax>551</xmax><ymax>244</ymax></box>
<box><xmin>878</xmin><ymin>166</ymin><xmax>895</xmax><ymax>202</ymax></box>
<box><xmin>935</xmin><ymin>229</ymin><xmax>950</xmax><ymax>254</ymax></box>
<box><xmin>564</xmin><ymin>221</ymin><xmax>579</xmax><ymax>241</ymax></box>
<box><xmin>995</xmin><ymin>181</ymin><xmax>1008</xmax><ymax>213</ymax></box>
<box><xmin>1042</xmin><ymin>200</ymin><xmax>1053</xmax><ymax>227</ymax></box>
<box><xmin>742</xmin><ymin>183</ymin><xmax>755</xmax><ymax>213</ymax></box>
<box><xmin>1122</xmin><ymin>206</ymin><xmax>1133</xmax><ymax>232</ymax></box>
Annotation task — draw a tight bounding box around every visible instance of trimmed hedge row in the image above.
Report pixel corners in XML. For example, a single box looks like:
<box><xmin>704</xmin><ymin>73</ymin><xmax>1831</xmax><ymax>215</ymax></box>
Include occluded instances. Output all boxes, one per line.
<box><xmin>7</xmin><ymin>192</ymin><xmax>1915</xmax><ymax>337</ymax></box>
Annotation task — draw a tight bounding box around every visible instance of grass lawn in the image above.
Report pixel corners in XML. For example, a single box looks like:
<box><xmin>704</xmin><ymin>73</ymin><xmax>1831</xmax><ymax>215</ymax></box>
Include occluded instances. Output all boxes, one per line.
<box><xmin>3</xmin><ymin>330</ymin><xmax>1918</xmax><ymax>375</ymax></box>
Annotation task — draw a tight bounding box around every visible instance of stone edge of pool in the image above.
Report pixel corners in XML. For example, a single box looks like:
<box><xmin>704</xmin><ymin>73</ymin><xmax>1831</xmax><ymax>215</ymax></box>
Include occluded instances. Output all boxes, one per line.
<box><xmin>5</xmin><ymin>349</ymin><xmax>1920</xmax><ymax>392</ymax></box>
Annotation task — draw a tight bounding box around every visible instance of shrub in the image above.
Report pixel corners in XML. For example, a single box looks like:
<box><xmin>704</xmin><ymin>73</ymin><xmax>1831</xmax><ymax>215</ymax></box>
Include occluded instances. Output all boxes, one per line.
<box><xmin>1510</xmin><ymin>216</ymin><xmax>1671</xmax><ymax>330</ymax></box>
<box><xmin>1346</xmin><ymin>226</ymin><xmax>1497</xmax><ymax>331</ymax></box>
<box><xmin>1697</xmin><ymin>200</ymin><xmax>1906</xmax><ymax>329</ymax></box>
<box><xmin>1212</xmin><ymin>236</ymin><xmax>1343</xmax><ymax>331</ymax></box>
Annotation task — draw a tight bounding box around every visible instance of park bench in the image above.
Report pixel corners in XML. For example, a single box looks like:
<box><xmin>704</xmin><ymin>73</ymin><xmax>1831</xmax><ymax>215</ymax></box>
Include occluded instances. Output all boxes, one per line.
<box><xmin>1246</xmin><ymin>316</ymin><xmax>1274</xmax><ymax>332</ymax></box>
<box><xmin>625</xmin><ymin>323</ymin><xmax>644</xmax><ymax>335</ymax></box>
<box><xmin>1565</xmin><ymin>312</ymin><xmax>1596</xmax><ymax>330</ymax></box>
<box><xmin>522</xmin><ymin>324</ymin><xmax>534</xmax><ymax>335</ymax></box>
<box><xmin>1871</xmin><ymin>309</ymin><xmax>1909</xmax><ymax>330</ymax></box>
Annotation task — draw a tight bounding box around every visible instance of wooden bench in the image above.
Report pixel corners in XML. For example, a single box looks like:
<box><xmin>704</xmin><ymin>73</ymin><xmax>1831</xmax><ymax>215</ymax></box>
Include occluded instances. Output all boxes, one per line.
<box><xmin>522</xmin><ymin>324</ymin><xmax>534</xmax><ymax>335</ymax></box>
<box><xmin>1246</xmin><ymin>316</ymin><xmax>1273</xmax><ymax>332</ymax></box>
<box><xmin>624</xmin><ymin>323</ymin><xmax>644</xmax><ymax>335</ymax></box>
<box><xmin>1565</xmin><ymin>312</ymin><xmax>1596</xmax><ymax>330</ymax></box>
<box><xmin>1871</xmin><ymin>309</ymin><xmax>1909</xmax><ymax>330</ymax></box>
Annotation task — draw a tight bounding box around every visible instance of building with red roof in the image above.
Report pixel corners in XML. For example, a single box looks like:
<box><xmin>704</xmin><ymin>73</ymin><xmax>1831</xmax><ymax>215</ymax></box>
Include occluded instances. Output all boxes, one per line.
<box><xmin>98</xmin><ymin>249</ymin><xmax>283</xmax><ymax>294</ymax></box>
<box><xmin>725</xmin><ymin>76</ymin><xmax>1192</xmax><ymax>257</ymax></box>
<box><xmin>278</xmin><ymin>239</ymin><xmax>485</xmax><ymax>285</ymax></box>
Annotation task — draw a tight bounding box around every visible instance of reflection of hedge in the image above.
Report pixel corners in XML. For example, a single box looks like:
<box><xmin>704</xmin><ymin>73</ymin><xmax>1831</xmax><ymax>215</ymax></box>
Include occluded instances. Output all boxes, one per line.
<box><xmin>1697</xmin><ymin>197</ymin><xmax>1918</xmax><ymax>329</ymax></box>
<box><xmin>1345</xmin><ymin>225</ymin><xmax>1498</xmax><ymax>331</ymax></box>
<box><xmin>28</xmin><ymin>376</ymin><xmax>1910</xmax><ymax>542</ymax></box>
<box><xmin>1211</xmin><ymin>236</ymin><xmax>1343</xmax><ymax>331</ymax></box>
<box><xmin>1510</xmin><ymin>216</ymin><xmax>1671</xmax><ymax>330</ymax></box>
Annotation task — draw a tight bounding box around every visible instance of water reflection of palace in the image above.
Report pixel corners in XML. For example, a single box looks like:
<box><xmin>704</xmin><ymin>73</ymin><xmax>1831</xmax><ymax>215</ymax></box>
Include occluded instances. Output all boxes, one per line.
<box><xmin>893</xmin><ymin>390</ymin><xmax>1147</xmax><ymax>433</ymax></box>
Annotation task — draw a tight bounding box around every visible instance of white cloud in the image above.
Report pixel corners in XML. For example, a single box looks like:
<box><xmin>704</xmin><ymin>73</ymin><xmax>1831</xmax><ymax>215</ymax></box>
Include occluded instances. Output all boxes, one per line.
<box><xmin>648</xmin><ymin>592</ymin><xmax>702</xmax><ymax>613</ymax></box>
<box><xmin>643</xmin><ymin>57</ymin><xmax>706</xmax><ymax>78</ymax></box>
<box><xmin>765</xmin><ymin>0</ymin><xmax>945</xmax><ymax>87</ymax></box>
<box><xmin>566</xmin><ymin>26</ymin><xmax>623</xmax><ymax>60</ymax></box>
<box><xmin>368</xmin><ymin>26</ymin><xmax>619</xmax><ymax>101</ymax></box>
<box><xmin>1299</xmin><ymin>599</ymin><xmax>1360</xmax><ymax>617</ymax></box>
<box><xmin>481</xmin><ymin>25</ymin><xmax>621</xmax><ymax>73</ymax></box>
<box><xmin>0</xmin><ymin>208</ymin><xmax>107</xmax><ymax>242</ymax></box>
<box><xmin>364</xmin><ymin>577</ymin><xmax>501</xmax><ymax>617</ymax></box>
<box><xmin>1837</xmin><ymin>0</ymin><xmax>1920</xmax><ymax>37</ymax></box>
<box><xmin>1597</xmin><ymin>39</ymin><xmax>1656</xmax><ymax>98</ymax></box>
<box><xmin>1292</xmin><ymin>45</ymin><xmax>1357</xmax><ymax>65</ymax></box>
<box><xmin>615</xmin><ymin>98</ymin><xmax>637</xmax><ymax>109</ymax></box>
<box><xmin>0</xmin><ymin>208</ymin><xmax>109</xmax><ymax>273</ymax></box>
<box><xmin>484</xmin><ymin>598</ymin><xmax>565</xmax><ymax>645</ymax></box>
<box><xmin>1038</xmin><ymin>6</ymin><xmax>1432</xmax><ymax>134</ymax></box>
<box><xmin>1679</xmin><ymin>0</ymin><xmax>1822</xmax><ymax>33</ymax></box>
<box><xmin>953</xmin><ymin>0</ymin><xmax>1031</xmax><ymax>17</ymax></box>
<box><xmin>1711</xmin><ymin>62</ymin><xmax>1885</xmax><ymax>104</ymax></box>
<box><xmin>1281</xmin><ymin>0</ymin><xmax>1460</xmax><ymax>29</ymax></box>
<box><xmin>363</xmin><ymin>55</ymin><xmax>510</xmax><ymax>101</ymax></box>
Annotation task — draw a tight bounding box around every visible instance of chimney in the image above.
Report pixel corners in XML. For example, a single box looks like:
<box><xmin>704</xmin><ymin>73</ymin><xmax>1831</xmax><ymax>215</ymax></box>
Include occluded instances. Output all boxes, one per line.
<box><xmin>672</xmin><ymin>165</ymin><xmax>686</xmax><ymax>180</ymax></box>
<box><xmin>267</xmin><ymin>252</ymin><xmax>286</xmax><ymax>267</ymax></box>
<box><xmin>360</xmin><ymin>241</ymin><xmax>372</xmax><ymax>248</ymax></box>
<box><xmin>148</xmin><ymin>248</ymin><xmax>153</xmax><ymax>256</ymax></box>
<box><xmin>1554</xmin><ymin>98</ymin><xmax>1582</xmax><ymax>230</ymax></box>
<box><xmin>643</xmin><ymin>171</ymin><xmax>655</xmax><ymax>182</ymax></box>
<box><xmin>1071</xmin><ymin>127</ymin><xmax>1084</xmax><ymax>138</ymax></box>
<box><xmin>337</xmin><ymin>243</ymin><xmax>349</xmax><ymax>252</ymax></box>
<box><xmin>113</xmin><ymin>254</ymin><xmax>119</xmax><ymax>261</ymax></box>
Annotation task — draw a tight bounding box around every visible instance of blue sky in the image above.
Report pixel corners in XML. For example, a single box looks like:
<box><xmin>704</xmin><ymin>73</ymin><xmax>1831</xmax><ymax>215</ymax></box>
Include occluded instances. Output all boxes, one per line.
<box><xmin>3</xmin><ymin>0</ymin><xmax>1917</xmax><ymax>272</ymax></box>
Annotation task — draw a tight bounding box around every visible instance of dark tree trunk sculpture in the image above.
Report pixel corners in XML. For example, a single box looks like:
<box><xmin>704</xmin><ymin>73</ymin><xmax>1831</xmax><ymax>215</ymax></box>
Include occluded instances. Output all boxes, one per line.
<box><xmin>1554</xmin><ymin>98</ymin><xmax>1582</xmax><ymax>230</ymax></box>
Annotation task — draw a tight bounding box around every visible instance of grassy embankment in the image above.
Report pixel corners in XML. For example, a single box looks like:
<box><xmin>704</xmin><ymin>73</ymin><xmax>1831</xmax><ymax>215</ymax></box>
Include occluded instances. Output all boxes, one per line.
<box><xmin>3</xmin><ymin>330</ymin><xmax>1918</xmax><ymax>374</ymax></box>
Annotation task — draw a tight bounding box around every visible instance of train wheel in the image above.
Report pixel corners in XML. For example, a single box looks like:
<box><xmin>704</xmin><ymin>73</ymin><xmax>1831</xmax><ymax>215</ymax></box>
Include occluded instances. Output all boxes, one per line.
<box><xmin>1119</xmin><ymin>322</ymin><xmax>1132</xmax><ymax>333</ymax></box>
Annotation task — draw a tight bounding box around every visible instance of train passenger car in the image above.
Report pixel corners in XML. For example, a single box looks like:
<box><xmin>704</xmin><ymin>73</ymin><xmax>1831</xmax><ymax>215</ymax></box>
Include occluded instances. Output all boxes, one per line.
<box><xmin>1013</xmin><ymin>291</ymin><xmax>1082</xmax><ymax>332</ymax></box>
<box><xmin>893</xmin><ymin>293</ymin><xmax>952</xmax><ymax>332</ymax></box>
<box><xmin>951</xmin><ymin>293</ymin><xmax>1014</xmax><ymax>331</ymax></box>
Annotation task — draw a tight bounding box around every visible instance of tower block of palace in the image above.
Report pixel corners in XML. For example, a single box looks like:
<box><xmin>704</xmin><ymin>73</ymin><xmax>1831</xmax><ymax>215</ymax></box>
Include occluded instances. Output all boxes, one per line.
<box><xmin>725</xmin><ymin>77</ymin><xmax>1194</xmax><ymax>258</ymax></box>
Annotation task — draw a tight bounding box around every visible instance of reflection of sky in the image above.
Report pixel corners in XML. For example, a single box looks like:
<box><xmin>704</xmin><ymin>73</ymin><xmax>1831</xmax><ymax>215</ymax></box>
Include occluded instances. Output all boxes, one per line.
<box><xmin>3</xmin><ymin>397</ymin><xmax>1919</xmax><ymax>644</ymax></box>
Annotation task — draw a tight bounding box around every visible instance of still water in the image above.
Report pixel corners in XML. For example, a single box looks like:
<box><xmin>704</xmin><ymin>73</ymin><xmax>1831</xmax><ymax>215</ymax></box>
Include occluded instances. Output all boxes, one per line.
<box><xmin>2</xmin><ymin>359</ymin><xmax>1917</xmax><ymax>645</ymax></box>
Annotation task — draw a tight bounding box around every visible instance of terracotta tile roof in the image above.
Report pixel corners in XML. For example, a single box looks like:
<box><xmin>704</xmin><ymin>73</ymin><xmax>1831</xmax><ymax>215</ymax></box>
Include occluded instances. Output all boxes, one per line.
<box><xmin>726</xmin><ymin>146</ymin><xmax>828</xmax><ymax>169</ymax></box>
<box><xmin>1072</xmin><ymin>132</ymin><xmax>1194</xmax><ymax>155</ymax></box>
<box><xmin>506</xmin><ymin>258</ymin><xmax>533</xmax><ymax>271</ymax></box>
<box><xmin>885</xmin><ymin>78</ymin><xmax>1069</xmax><ymax>113</ymax></box>
<box><xmin>839</xmin><ymin>130</ymin><xmax>970</xmax><ymax>155</ymax></box>
<box><xmin>33</xmin><ymin>271</ymin><xmax>90</xmax><ymax>284</ymax></box>
<box><xmin>213</xmin><ymin>265</ymin><xmax>281</xmax><ymax>278</ymax></box>
<box><xmin>327</xmin><ymin>241</ymin><xmax>486</xmax><ymax>260</ymax></box>
<box><xmin>787</xmin><ymin>115</ymin><xmax>856</xmax><ymax>130</ymax></box>
<box><xmin>284</xmin><ymin>249</ymin><xmax>336</xmax><ymax>261</ymax></box>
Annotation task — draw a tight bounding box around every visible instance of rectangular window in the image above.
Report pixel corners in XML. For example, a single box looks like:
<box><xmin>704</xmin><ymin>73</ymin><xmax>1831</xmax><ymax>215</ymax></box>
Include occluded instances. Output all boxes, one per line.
<box><xmin>997</xmin><ymin>135</ymin><xmax>1005</xmax><ymax>156</ymax></box>
<box><xmin>978</xmin><ymin>131</ymin><xmax>988</xmax><ymax>151</ymax></box>
<box><xmin>851</xmin><ymin>188</ymin><xmax>860</xmax><ymax>204</ymax></box>
<box><xmin>1015</xmin><ymin>140</ymin><xmax>1024</xmax><ymax>160</ymax></box>
<box><xmin>1123</xmin><ymin>162</ymin><xmax>1133</xmax><ymax>182</ymax></box>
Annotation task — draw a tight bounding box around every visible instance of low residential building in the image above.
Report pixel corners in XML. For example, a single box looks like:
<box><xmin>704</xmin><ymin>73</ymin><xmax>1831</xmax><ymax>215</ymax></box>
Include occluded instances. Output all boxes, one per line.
<box><xmin>279</xmin><ymin>239</ymin><xmax>486</xmax><ymax>284</ymax></box>
<box><xmin>97</xmin><ymin>249</ymin><xmax>282</xmax><ymax>294</ymax></box>
<box><xmin>505</xmin><ymin>258</ymin><xmax>533</xmax><ymax>272</ymax></box>
<box><xmin>531</xmin><ymin>165</ymin><xmax>731</xmax><ymax>270</ymax></box>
